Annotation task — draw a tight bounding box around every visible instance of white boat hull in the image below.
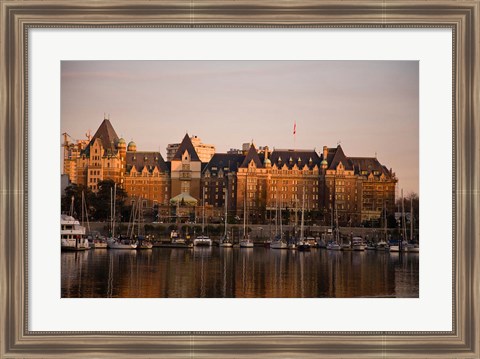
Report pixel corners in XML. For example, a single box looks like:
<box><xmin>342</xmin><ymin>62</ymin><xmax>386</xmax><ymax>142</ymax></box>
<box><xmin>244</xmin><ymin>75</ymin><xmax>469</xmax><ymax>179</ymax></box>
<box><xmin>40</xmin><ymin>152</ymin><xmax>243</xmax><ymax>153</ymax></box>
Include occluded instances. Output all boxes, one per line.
<box><xmin>389</xmin><ymin>245</ymin><xmax>400</xmax><ymax>252</ymax></box>
<box><xmin>61</xmin><ymin>238</ymin><xmax>89</xmax><ymax>251</ymax></box>
<box><xmin>219</xmin><ymin>242</ymin><xmax>233</xmax><ymax>247</ymax></box>
<box><xmin>107</xmin><ymin>238</ymin><xmax>138</xmax><ymax>249</ymax></box>
<box><xmin>270</xmin><ymin>241</ymin><xmax>287</xmax><ymax>249</ymax></box>
<box><xmin>352</xmin><ymin>245</ymin><xmax>365</xmax><ymax>251</ymax></box>
<box><xmin>240</xmin><ymin>241</ymin><xmax>254</xmax><ymax>248</ymax></box>
<box><xmin>92</xmin><ymin>242</ymin><xmax>107</xmax><ymax>249</ymax></box>
<box><xmin>194</xmin><ymin>237</ymin><xmax>212</xmax><ymax>246</ymax></box>
<box><xmin>327</xmin><ymin>243</ymin><xmax>342</xmax><ymax>251</ymax></box>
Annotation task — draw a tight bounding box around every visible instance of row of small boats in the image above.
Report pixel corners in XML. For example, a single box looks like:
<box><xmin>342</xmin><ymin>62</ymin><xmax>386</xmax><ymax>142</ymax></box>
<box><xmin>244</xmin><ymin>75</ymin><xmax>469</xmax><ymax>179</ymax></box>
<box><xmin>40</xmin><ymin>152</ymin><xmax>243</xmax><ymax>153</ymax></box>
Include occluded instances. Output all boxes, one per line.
<box><xmin>323</xmin><ymin>237</ymin><xmax>419</xmax><ymax>253</ymax></box>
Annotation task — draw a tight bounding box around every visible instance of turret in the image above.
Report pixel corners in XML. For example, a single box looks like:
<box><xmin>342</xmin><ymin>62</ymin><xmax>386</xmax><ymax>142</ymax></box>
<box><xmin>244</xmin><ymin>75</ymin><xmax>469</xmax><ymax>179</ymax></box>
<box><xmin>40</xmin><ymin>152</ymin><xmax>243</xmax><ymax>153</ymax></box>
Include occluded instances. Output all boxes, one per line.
<box><xmin>117</xmin><ymin>137</ymin><xmax>126</xmax><ymax>159</ymax></box>
<box><xmin>263</xmin><ymin>146</ymin><xmax>271</xmax><ymax>168</ymax></box>
<box><xmin>321</xmin><ymin>146</ymin><xmax>328</xmax><ymax>170</ymax></box>
<box><xmin>127</xmin><ymin>140</ymin><xmax>137</xmax><ymax>152</ymax></box>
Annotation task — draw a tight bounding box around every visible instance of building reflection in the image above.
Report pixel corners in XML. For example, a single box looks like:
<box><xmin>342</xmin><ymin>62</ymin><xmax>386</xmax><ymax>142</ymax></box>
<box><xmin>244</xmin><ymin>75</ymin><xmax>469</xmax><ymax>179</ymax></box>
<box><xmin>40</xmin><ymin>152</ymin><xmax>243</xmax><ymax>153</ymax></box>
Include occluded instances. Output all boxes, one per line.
<box><xmin>61</xmin><ymin>248</ymin><xmax>418</xmax><ymax>298</ymax></box>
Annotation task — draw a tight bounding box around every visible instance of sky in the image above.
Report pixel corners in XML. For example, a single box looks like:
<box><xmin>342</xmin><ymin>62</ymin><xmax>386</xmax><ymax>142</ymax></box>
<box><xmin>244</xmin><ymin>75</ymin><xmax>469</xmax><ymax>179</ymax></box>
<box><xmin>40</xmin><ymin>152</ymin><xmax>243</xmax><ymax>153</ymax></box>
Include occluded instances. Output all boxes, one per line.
<box><xmin>61</xmin><ymin>60</ymin><xmax>419</xmax><ymax>195</ymax></box>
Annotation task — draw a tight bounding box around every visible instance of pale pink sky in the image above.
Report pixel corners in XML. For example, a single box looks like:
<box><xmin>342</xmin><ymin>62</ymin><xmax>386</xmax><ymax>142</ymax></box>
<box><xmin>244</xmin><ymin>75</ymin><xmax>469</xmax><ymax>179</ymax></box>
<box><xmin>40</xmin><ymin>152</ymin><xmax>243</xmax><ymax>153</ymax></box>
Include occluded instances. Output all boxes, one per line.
<box><xmin>61</xmin><ymin>61</ymin><xmax>419</xmax><ymax>195</ymax></box>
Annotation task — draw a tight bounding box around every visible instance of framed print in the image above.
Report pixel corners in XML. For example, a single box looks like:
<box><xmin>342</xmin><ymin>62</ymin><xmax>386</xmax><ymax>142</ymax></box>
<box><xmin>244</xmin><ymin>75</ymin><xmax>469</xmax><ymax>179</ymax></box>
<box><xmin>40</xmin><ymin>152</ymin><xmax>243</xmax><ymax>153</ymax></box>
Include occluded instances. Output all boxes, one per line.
<box><xmin>1</xmin><ymin>0</ymin><xmax>479</xmax><ymax>357</ymax></box>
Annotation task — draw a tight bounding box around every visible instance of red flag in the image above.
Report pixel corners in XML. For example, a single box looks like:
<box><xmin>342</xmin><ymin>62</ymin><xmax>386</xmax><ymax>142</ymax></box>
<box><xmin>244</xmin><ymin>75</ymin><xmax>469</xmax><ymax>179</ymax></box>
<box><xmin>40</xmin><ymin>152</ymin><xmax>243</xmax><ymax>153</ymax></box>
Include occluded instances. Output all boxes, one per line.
<box><xmin>293</xmin><ymin>121</ymin><xmax>296</xmax><ymax>135</ymax></box>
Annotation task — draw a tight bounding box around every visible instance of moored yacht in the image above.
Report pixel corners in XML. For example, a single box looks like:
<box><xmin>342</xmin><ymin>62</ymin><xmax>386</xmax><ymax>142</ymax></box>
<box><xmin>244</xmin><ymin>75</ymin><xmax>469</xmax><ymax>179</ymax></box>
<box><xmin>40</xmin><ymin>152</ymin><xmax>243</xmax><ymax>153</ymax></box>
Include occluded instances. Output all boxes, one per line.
<box><xmin>194</xmin><ymin>235</ymin><xmax>213</xmax><ymax>247</ymax></box>
<box><xmin>194</xmin><ymin>187</ymin><xmax>213</xmax><ymax>247</ymax></box>
<box><xmin>376</xmin><ymin>240</ymin><xmax>389</xmax><ymax>251</ymax></box>
<box><xmin>107</xmin><ymin>236</ymin><xmax>138</xmax><ymax>249</ymax></box>
<box><xmin>352</xmin><ymin>237</ymin><xmax>365</xmax><ymax>251</ymax></box>
<box><xmin>270</xmin><ymin>235</ymin><xmax>287</xmax><ymax>249</ymax></box>
<box><xmin>327</xmin><ymin>241</ymin><xmax>341</xmax><ymax>251</ymax></box>
<box><xmin>219</xmin><ymin>187</ymin><xmax>233</xmax><ymax>247</ymax></box>
<box><xmin>296</xmin><ymin>187</ymin><xmax>311</xmax><ymax>252</ymax></box>
<box><xmin>61</xmin><ymin>214</ymin><xmax>89</xmax><ymax>251</ymax></box>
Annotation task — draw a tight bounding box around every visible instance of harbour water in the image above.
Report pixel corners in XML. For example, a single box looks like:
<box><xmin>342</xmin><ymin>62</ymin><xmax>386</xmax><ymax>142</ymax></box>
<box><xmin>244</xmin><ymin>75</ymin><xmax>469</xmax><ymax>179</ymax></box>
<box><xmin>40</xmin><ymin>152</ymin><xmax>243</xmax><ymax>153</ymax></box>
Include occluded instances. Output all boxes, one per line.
<box><xmin>61</xmin><ymin>247</ymin><xmax>419</xmax><ymax>298</ymax></box>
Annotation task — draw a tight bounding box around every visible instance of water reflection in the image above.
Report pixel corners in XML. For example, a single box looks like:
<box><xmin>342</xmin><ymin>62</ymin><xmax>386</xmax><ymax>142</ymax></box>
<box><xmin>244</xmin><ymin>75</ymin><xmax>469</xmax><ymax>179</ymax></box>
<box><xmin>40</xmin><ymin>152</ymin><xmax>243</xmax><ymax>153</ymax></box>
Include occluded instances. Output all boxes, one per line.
<box><xmin>61</xmin><ymin>248</ymin><xmax>419</xmax><ymax>298</ymax></box>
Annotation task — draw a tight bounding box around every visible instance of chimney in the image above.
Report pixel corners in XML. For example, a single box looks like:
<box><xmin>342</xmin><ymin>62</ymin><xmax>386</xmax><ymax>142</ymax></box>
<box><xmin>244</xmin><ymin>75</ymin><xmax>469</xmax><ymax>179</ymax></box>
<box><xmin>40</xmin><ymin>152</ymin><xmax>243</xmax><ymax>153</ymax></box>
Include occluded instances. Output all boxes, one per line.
<box><xmin>323</xmin><ymin>146</ymin><xmax>328</xmax><ymax>159</ymax></box>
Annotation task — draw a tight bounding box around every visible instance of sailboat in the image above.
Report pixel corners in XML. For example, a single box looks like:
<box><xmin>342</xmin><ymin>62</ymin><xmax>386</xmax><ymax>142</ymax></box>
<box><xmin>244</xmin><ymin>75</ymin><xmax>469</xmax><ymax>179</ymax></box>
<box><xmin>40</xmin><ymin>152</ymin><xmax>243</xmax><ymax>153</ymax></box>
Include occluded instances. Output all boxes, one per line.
<box><xmin>83</xmin><ymin>190</ymin><xmax>106</xmax><ymax>249</ymax></box>
<box><xmin>297</xmin><ymin>186</ymin><xmax>311</xmax><ymax>251</ymax></box>
<box><xmin>107</xmin><ymin>184</ymin><xmax>137</xmax><ymax>249</ymax></box>
<box><xmin>82</xmin><ymin>191</ymin><xmax>106</xmax><ymax>249</ymax></box>
<box><xmin>135</xmin><ymin>199</ymin><xmax>153</xmax><ymax>249</ymax></box>
<box><xmin>194</xmin><ymin>187</ymin><xmax>212</xmax><ymax>246</ymax></box>
<box><xmin>390</xmin><ymin>190</ymin><xmax>405</xmax><ymax>252</ymax></box>
<box><xmin>270</xmin><ymin>188</ymin><xmax>287</xmax><ymax>249</ymax></box>
<box><xmin>376</xmin><ymin>202</ymin><xmax>389</xmax><ymax>251</ymax></box>
<box><xmin>327</xmin><ymin>203</ymin><xmax>341</xmax><ymax>250</ymax></box>
<box><xmin>239</xmin><ymin>182</ymin><xmax>254</xmax><ymax>248</ymax></box>
<box><xmin>219</xmin><ymin>185</ymin><xmax>233</xmax><ymax>247</ymax></box>
<box><xmin>408</xmin><ymin>200</ymin><xmax>419</xmax><ymax>253</ymax></box>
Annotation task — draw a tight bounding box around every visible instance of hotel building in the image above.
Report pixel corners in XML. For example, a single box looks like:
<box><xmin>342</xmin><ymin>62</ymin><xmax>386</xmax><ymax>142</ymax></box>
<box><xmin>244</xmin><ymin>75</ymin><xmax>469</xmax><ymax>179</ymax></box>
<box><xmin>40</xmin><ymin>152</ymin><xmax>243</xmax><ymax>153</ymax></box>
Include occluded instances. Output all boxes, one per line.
<box><xmin>63</xmin><ymin>118</ymin><xmax>397</xmax><ymax>225</ymax></box>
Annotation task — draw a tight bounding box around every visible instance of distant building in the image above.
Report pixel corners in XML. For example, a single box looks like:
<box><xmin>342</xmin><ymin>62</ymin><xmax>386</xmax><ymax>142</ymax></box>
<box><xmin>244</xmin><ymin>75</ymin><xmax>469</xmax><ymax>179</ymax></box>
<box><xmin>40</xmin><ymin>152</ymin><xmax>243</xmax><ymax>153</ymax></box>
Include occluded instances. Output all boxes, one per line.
<box><xmin>227</xmin><ymin>148</ymin><xmax>243</xmax><ymax>155</ymax></box>
<box><xmin>63</xmin><ymin>118</ymin><xmax>398</xmax><ymax>225</ymax></box>
<box><xmin>61</xmin><ymin>174</ymin><xmax>71</xmax><ymax>196</ymax></box>
<box><xmin>166</xmin><ymin>135</ymin><xmax>215</xmax><ymax>163</ymax></box>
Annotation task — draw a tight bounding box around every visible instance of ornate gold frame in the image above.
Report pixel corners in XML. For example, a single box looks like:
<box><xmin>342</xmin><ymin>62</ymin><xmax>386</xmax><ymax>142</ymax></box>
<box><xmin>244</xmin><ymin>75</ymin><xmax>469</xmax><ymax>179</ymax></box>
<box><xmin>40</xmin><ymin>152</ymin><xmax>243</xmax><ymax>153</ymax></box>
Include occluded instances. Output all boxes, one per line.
<box><xmin>1</xmin><ymin>1</ymin><xmax>478</xmax><ymax>357</ymax></box>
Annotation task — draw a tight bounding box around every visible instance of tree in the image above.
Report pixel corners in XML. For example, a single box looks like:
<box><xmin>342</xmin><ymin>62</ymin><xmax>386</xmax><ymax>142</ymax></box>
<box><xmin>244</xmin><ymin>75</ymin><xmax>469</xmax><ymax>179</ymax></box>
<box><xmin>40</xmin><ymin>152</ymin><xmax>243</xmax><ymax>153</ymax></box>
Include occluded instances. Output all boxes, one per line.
<box><xmin>89</xmin><ymin>180</ymin><xmax>128</xmax><ymax>221</ymax></box>
<box><xmin>61</xmin><ymin>184</ymin><xmax>94</xmax><ymax>219</ymax></box>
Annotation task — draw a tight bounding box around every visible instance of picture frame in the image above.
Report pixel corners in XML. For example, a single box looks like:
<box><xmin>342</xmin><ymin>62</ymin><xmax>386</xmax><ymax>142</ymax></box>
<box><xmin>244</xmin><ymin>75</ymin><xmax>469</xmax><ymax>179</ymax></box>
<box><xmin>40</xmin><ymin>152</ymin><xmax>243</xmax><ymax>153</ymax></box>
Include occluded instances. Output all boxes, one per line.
<box><xmin>1</xmin><ymin>0</ymin><xmax>478</xmax><ymax>357</ymax></box>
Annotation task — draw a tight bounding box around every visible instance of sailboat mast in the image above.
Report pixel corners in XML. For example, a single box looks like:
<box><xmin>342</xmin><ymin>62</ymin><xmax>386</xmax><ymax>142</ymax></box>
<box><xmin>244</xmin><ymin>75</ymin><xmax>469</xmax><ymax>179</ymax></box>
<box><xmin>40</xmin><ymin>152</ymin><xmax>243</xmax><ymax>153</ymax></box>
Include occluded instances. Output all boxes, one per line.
<box><xmin>112</xmin><ymin>183</ymin><xmax>117</xmax><ymax>238</ymax></box>
<box><xmin>275</xmin><ymin>186</ymin><xmax>278</xmax><ymax>236</ymax></box>
<box><xmin>81</xmin><ymin>192</ymin><xmax>85</xmax><ymax>226</ymax></box>
<box><xmin>401</xmin><ymin>189</ymin><xmax>406</xmax><ymax>241</ymax></box>
<box><xmin>331</xmin><ymin>206</ymin><xmax>333</xmax><ymax>231</ymax></box>
<box><xmin>410</xmin><ymin>199</ymin><xmax>414</xmax><ymax>242</ymax></box>
<box><xmin>110</xmin><ymin>187</ymin><xmax>113</xmax><ymax>236</ymax></box>
<box><xmin>334</xmin><ymin>202</ymin><xmax>339</xmax><ymax>244</ymax></box>
<box><xmin>224</xmin><ymin>184</ymin><xmax>228</xmax><ymax>237</ymax></box>
<box><xmin>70</xmin><ymin>195</ymin><xmax>74</xmax><ymax>217</ymax></box>
<box><xmin>138</xmin><ymin>199</ymin><xmax>142</xmax><ymax>237</ymax></box>
<box><xmin>384</xmin><ymin>202</ymin><xmax>387</xmax><ymax>241</ymax></box>
<box><xmin>300</xmin><ymin>185</ymin><xmax>305</xmax><ymax>241</ymax></box>
<box><xmin>243</xmin><ymin>190</ymin><xmax>247</xmax><ymax>238</ymax></box>
<box><xmin>127</xmin><ymin>198</ymin><xmax>134</xmax><ymax>238</ymax></box>
<box><xmin>246</xmin><ymin>176</ymin><xmax>249</xmax><ymax>238</ymax></box>
<box><xmin>202</xmin><ymin>186</ymin><xmax>205</xmax><ymax>234</ymax></box>
<box><xmin>82</xmin><ymin>191</ymin><xmax>90</xmax><ymax>232</ymax></box>
<box><xmin>279</xmin><ymin>198</ymin><xmax>283</xmax><ymax>240</ymax></box>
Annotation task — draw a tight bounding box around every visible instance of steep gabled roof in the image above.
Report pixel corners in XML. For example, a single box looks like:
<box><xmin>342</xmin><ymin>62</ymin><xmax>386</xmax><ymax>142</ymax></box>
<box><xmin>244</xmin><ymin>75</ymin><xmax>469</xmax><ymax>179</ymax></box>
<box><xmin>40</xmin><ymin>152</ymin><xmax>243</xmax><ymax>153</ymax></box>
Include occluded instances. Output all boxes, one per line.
<box><xmin>172</xmin><ymin>134</ymin><xmax>201</xmax><ymax>162</ymax></box>
<box><xmin>327</xmin><ymin>145</ymin><xmax>353</xmax><ymax>171</ymax></box>
<box><xmin>203</xmin><ymin>153</ymin><xmax>246</xmax><ymax>174</ymax></box>
<box><xmin>239</xmin><ymin>144</ymin><xmax>263</xmax><ymax>168</ymax></box>
<box><xmin>126</xmin><ymin>151</ymin><xmax>169</xmax><ymax>173</ymax></box>
<box><xmin>83</xmin><ymin>119</ymin><xmax>119</xmax><ymax>156</ymax></box>
<box><xmin>349</xmin><ymin>157</ymin><xmax>390</xmax><ymax>177</ymax></box>
<box><xmin>270</xmin><ymin>149</ymin><xmax>321</xmax><ymax>170</ymax></box>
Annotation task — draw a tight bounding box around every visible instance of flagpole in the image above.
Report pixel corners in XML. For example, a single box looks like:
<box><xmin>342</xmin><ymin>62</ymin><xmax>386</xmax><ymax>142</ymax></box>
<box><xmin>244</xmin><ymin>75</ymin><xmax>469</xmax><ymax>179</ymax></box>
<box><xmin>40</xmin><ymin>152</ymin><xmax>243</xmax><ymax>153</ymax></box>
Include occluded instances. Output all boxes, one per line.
<box><xmin>293</xmin><ymin>121</ymin><xmax>296</xmax><ymax>151</ymax></box>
